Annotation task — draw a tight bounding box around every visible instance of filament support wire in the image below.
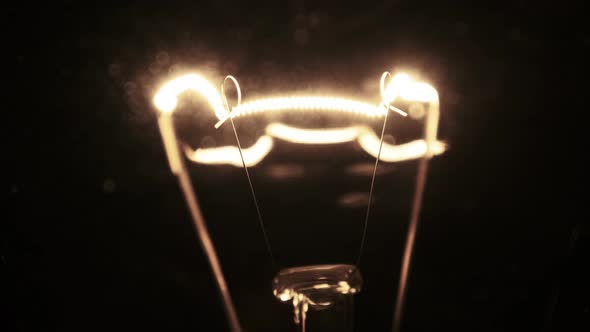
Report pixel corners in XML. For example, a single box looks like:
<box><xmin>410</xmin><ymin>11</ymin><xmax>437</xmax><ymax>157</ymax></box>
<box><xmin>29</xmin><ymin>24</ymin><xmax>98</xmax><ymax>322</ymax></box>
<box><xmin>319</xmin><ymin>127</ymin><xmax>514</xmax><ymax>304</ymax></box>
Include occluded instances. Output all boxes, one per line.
<box><xmin>356</xmin><ymin>107</ymin><xmax>389</xmax><ymax>265</ymax></box>
<box><xmin>221</xmin><ymin>76</ymin><xmax>277</xmax><ymax>269</ymax></box>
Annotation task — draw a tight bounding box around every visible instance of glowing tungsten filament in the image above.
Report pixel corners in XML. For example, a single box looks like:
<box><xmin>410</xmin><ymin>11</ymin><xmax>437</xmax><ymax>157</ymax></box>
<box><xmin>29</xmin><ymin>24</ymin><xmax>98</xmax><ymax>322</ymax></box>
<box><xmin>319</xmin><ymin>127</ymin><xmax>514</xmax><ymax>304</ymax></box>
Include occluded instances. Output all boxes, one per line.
<box><xmin>181</xmin><ymin>123</ymin><xmax>446</xmax><ymax>167</ymax></box>
<box><xmin>154</xmin><ymin>74</ymin><xmax>228</xmax><ymax>119</ymax></box>
<box><xmin>153</xmin><ymin>71</ymin><xmax>443</xmax><ymax>167</ymax></box>
<box><xmin>184</xmin><ymin>136</ymin><xmax>274</xmax><ymax>167</ymax></box>
<box><xmin>357</xmin><ymin>129</ymin><xmax>446</xmax><ymax>162</ymax></box>
<box><xmin>266</xmin><ymin>123</ymin><xmax>363</xmax><ymax>144</ymax></box>
<box><xmin>232</xmin><ymin>97</ymin><xmax>387</xmax><ymax>118</ymax></box>
<box><xmin>153</xmin><ymin>73</ymin><xmax>415</xmax><ymax>120</ymax></box>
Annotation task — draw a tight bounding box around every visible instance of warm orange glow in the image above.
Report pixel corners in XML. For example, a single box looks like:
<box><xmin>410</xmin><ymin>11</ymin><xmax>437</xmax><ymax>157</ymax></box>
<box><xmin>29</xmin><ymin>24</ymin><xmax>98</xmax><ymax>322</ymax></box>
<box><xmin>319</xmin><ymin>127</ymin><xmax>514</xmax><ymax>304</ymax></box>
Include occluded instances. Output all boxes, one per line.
<box><xmin>382</xmin><ymin>73</ymin><xmax>438</xmax><ymax>103</ymax></box>
<box><xmin>266</xmin><ymin>123</ymin><xmax>362</xmax><ymax>144</ymax></box>
<box><xmin>153</xmin><ymin>75</ymin><xmax>415</xmax><ymax>119</ymax></box>
<box><xmin>312</xmin><ymin>283</ymin><xmax>331</xmax><ymax>289</ymax></box>
<box><xmin>232</xmin><ymin>96</ymin><xmax>388</xmax><ymax>118</ymax></box>
<box><xmin>154</xmin><ymin>74</ymin><xmax>228</xmax><ymax>119</ymax></box>
<box><xmin>182</xmin><ymin>123</ymin><xmax>446</xmax><ymax>166</ymax></box>
<box><xmin>357</xmin><ymin>129</ymin><xmax>446</xmax><ymax>162</ymax></box>
<box><xmin>184</xmin><ymin>135</ymin><xmax>274</xmax><ymax>167</ymax></box>
<box><xmin>154</xmin><ymin>71</ymin><xmax>444</xmax><ymax>167</ymax></box>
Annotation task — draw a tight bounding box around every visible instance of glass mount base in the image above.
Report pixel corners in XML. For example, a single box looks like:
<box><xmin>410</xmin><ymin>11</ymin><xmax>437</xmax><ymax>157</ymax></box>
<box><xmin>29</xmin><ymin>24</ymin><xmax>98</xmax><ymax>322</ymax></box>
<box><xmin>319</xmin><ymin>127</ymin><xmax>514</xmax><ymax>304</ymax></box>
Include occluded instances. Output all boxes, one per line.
<box><xmin>272</xmin><ymin>264</ymin><xmax>363</xmax><ymax>329</ymax></box>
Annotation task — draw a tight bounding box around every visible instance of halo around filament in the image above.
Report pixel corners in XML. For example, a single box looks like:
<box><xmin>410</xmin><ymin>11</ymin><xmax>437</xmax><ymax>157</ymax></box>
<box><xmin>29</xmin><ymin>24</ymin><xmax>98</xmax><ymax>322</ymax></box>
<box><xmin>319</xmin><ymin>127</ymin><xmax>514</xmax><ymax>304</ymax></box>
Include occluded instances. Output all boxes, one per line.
<box><xmin>153</xmin><ymin>71</ymin><xmax>444</xmax><ymax>167</ymax></box>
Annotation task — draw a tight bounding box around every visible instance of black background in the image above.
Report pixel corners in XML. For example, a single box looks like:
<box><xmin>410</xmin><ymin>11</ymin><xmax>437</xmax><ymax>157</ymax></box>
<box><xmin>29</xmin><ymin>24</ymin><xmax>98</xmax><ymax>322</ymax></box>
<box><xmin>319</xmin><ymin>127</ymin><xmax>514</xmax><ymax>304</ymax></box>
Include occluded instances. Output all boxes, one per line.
<box><xmin>5</xmin><ymin>1</ymin><xmax>589</xmax><ymax>331</ymax></box>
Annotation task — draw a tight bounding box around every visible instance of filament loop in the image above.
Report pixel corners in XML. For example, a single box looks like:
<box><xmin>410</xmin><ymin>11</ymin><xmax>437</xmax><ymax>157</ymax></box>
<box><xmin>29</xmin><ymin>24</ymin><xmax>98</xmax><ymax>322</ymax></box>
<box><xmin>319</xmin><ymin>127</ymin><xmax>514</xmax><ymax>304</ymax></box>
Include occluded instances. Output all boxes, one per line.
<box><xmin>215</xmin><ymin>75</ymin><xmax>242</xmax><ymax>128</ymax></box>
<box><xmin>380</xmin><ymin>71</ymin><xmax>407</xmax><ymax>117</ymax></box>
